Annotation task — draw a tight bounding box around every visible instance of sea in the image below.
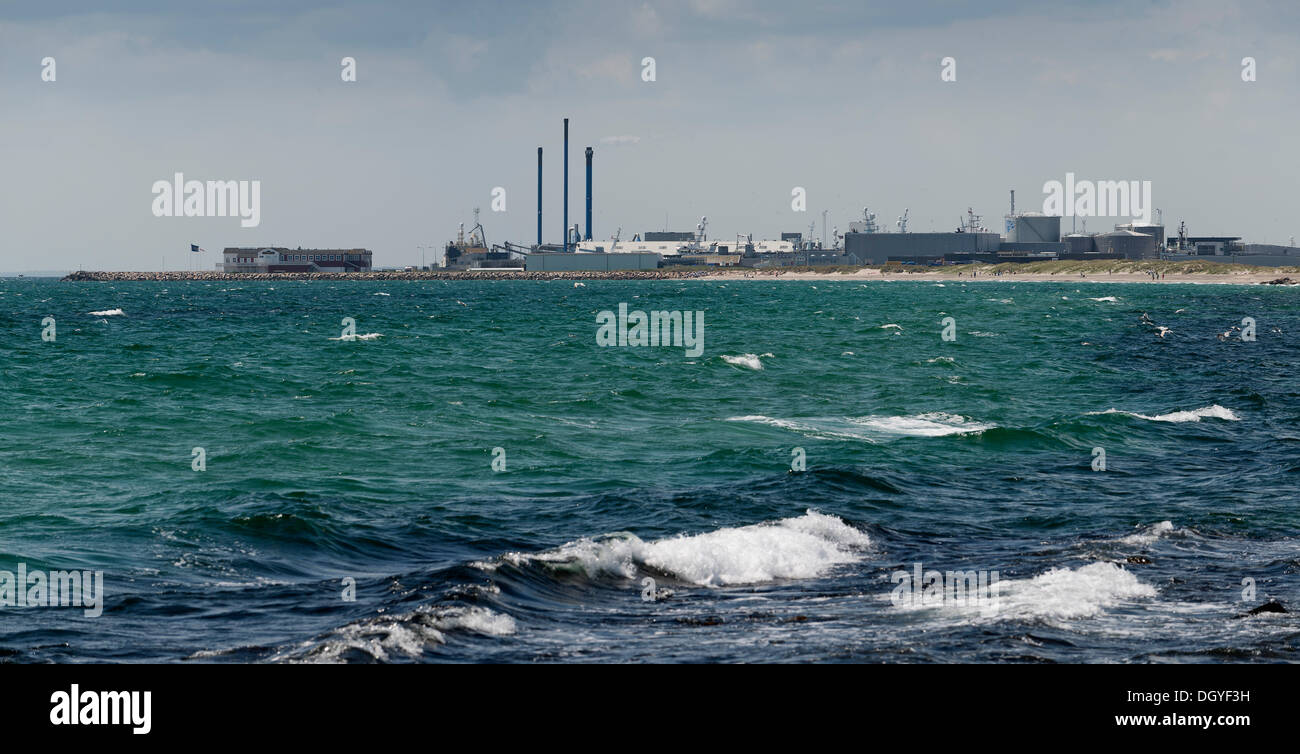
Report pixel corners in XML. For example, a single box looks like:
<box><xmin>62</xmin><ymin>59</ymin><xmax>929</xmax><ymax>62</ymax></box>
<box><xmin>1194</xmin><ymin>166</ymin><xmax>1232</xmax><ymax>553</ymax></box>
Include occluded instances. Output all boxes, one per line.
<box><xmin>1</xmin><ymin>277</ymin><xmax>1297</xmax><ymax>662</ymax></box>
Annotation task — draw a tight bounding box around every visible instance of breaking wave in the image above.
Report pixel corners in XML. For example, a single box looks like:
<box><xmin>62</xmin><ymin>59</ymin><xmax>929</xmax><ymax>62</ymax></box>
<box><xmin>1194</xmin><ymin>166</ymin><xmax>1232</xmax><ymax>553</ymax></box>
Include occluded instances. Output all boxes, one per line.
<box><xmin>498</xmin><ymin>510</ymin><xmax>869</xmax><ymax>587</ymax></box>
<box><xmin>991</xmin><ymin>562</ymin><xmax>1157</xmax><ymax>620</ymax></box>
<box><xmin>329</xmin><ymin>333</ymin><xmax>383</xmax><ymax>341</ymax></box>
<box><xmin>727</xmin><ymin>412</ymin><xmax>995</xmax><ymax>441</ymax></box>
<box><xmin>1092</xmin><ymin>405</ymin><xmax>1240</xmax><ymax>423</ymax></box>
<box><xmin>278</xmin><ymin>605</ymin><xmax>516</xmax><ymax>663</ymax></box>
<box><xmin>721</xmin><ymin>353</ymin><xmax>770</xmax><ymax>370</ymax></box>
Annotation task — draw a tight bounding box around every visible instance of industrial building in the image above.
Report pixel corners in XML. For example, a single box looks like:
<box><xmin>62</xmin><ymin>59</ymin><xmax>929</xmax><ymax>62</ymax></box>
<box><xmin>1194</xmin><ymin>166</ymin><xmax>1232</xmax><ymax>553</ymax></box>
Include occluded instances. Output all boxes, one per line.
<box><xmin>1094</xmin><ymin>230</ymin><xmax>1158</xmax><ymax>259</ymax></box>
<box><xmin>525</xmin><ymin>252</ymin><xmax>660</xmax><ymax>272</ymax></box>
<box><xmin>844</xmin><ymin>231</ymin><xmax>1002</xmax><ymax>265</ymax></box>
<box><xmin>221</xmin><ymin>247</ymin><xmax>372</xmax><ymax>273</ymax></box>
<box><xmin>440</xmin><ymin>116</ymin><xmax>1296</xmax><ymax>270</ymax></box>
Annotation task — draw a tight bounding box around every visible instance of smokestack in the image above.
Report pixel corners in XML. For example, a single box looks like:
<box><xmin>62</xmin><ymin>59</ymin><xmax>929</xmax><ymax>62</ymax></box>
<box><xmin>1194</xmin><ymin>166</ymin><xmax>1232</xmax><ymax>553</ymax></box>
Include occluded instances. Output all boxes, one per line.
<box><xmin>537</xmin><ymin>147</ymin><xmax>543</xmax><ymax>246</ymax></box>
<box><xmin>563</xmin><ymin>118</ymin><xmax>569</xmax><ymax>252</ymax></box>
<box><xmin>585</xmin><ymin>147</ymin><xmax>593</xmax><ymax>241</ymax></box>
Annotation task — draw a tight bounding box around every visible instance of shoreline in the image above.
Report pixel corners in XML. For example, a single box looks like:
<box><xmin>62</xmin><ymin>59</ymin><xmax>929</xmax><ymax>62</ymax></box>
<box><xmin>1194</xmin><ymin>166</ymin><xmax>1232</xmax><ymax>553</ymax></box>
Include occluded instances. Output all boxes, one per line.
<box><xmin>58</xmin><ymin>265</ymin><xmax>1300</xmax><ymax>285</ymax></box>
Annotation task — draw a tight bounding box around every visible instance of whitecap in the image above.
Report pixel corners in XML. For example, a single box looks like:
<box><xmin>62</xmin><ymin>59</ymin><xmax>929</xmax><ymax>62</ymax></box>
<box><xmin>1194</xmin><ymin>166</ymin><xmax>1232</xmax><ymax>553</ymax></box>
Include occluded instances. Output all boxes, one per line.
<box><xmin>1092</xmin><ymin>405</ymin><xmax>1239</xmax><ymax>423</ymax></box>
<box><xmin>89</xmin><ymin>308</ymin><xmax>125</xmax><ymax>316</ymax></box>
<box><xmin>721</xmin><ymin>353</ymin><xmax>764</xmax><ymax>370</ymax></box>
<box><xmin>726</xmin><ymin>412</ymin><xmax>994</xmax><ymax>441</ymax></box>
<box><xmin>504</xmin><ymin>510</ymin><xmax>869</xmax><ymax>587</ymax></box>
<box><xmin>990</xmin><ymin>562</ymin><xmax>1156</xmax><ymax>620</ymax></box>
<box><xmin>329</xmin><ymin>333</ymin><xmax>383</xmax><ymax>341</ymax></box>
<box><xmin>277</xmin><ymin>605</ymin><xmax>516</xmax><ymax>663</ymax></box>
<box><xmin>1117</xmin><ymin>521</ymin><xmax>1177</xmax><ymax>546</ymax></box>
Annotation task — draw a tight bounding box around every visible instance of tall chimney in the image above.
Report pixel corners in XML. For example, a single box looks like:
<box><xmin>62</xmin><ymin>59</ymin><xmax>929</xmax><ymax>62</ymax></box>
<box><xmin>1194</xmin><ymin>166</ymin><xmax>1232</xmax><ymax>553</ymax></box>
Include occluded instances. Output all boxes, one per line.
<box><xmin>563</xmin><ymin>118</ymin><xmax>569</xmax><ymax>252</ymax></box>
<box><xmin>585</xmin><ymin>147</ymin><xmax>593</xmax><ymax>241</ymax></box>
<box><xmin>536</xmin><ymin>147</ymin><xmax>543</xmax><ymax>246</ymax></box>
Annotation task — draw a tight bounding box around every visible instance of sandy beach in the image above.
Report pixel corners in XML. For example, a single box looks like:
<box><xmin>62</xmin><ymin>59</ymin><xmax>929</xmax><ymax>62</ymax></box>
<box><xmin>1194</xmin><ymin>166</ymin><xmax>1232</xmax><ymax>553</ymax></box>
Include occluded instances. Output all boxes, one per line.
<box><xmin>697</xmin><ymin>267</ymin><xmax>1300</xmax><ymax>285</ymax></box>
<box><xmin>60</xmin><ymin>261</ymin><xmax>1300</xmax><ymax>285</ymax></box>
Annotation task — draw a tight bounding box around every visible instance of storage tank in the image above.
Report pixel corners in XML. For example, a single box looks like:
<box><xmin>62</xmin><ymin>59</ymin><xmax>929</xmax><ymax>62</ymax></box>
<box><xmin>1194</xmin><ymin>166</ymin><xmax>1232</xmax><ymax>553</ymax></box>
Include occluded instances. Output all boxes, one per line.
<box><xmin>1010</xmin><ymin>213</ymin><xmax>1061</xmax><ymax>243</ymax></box>
<box><xmin>1063</xmin><ymin>233</ymin><xmax>1095</xmax><ymax>253</ymax></box>
<box><xmin>1115</xmin><ymin>223</ymin><xmax>1165</xmax><ymax>250</ymax></box>
<box><xmin>1095</xmin><ymin>230</ymin><xmax>1157</xmax><ymax>259</ymax></box>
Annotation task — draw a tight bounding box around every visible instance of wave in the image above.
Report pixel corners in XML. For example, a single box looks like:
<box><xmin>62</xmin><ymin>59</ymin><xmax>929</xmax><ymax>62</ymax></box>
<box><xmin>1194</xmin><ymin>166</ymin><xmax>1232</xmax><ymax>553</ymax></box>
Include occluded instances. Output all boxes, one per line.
<box><xmin>329</xmin><ymin>333</ymin><xmax>383</xmax><ymax>341</ymax></box>
<box><xmin>279</xmin><ymin>605</ymin><xmax>516</xmax><ymax>663</ymax></box>
<box><xmin>1088</xmin><ymin>296</ymin><xmax>1119</xmax><ymax>302</ymax></box>
<box><xmin>89</xmin><ymin>308</ymin><xmax>125</xmax><ymax>316</ymax></box>
<box><xmin>498</xmin><ymin>510</ymin><xmax>869</xmax><ymax>587</ymax></box>
<box><xmin>727</xmin><ymin>412</ymin><xmax>995</xmax><ymax>441</ymax></box>
<box><xmin>1091</xmin><ymin>404</ymin><xmax>1240</xmax><ymax>423</ymax></box>
<box><xmin>1116</xmin><ymin>520</ymin><xmax>1182</xmax><ymax>546</ymax></box>
<box><xmin>721</xmin><ymin>353</ymin><xmax>769</xmax><ymax>370</ymax></box>
<box><xmin>991</xmin><ymin>562</ymin><xmax>1156</xmax><ymax>620</ymax></box>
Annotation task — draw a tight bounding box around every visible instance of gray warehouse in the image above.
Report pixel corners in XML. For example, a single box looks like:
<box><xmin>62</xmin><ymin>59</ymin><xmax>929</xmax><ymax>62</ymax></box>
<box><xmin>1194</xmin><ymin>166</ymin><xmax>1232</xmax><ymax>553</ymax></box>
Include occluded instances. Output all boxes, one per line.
<box><xmin>844</xmin><ymin>232</ymin><xmax>1002</xmax><ymax>264</ymax></box>
<box><xmin>525</xmin><ymin>252</ymin><xmax>661</xmax><ymax>272</ymax></box>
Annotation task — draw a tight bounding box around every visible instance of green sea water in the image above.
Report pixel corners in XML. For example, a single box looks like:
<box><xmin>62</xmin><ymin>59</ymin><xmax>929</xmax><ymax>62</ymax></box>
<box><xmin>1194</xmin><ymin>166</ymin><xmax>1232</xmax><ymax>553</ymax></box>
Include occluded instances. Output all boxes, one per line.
<box><xmin>1</xmin><ymin>277</ymin><xmax>1297</xmax><ymax>662</ymax></box>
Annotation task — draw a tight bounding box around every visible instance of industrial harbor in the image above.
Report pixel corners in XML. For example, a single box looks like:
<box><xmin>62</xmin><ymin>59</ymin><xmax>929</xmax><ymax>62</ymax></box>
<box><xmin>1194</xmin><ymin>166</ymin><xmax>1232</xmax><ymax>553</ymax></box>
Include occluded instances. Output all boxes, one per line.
<box><xmin>435</xmin><ymin>117</ymin><xmax>1300</xmax><ymax>274</ymax></box>
<box><xmin>131</xmin><ymin>115</ymin><xmax>1297</xmax><ymax>280</ymax></box>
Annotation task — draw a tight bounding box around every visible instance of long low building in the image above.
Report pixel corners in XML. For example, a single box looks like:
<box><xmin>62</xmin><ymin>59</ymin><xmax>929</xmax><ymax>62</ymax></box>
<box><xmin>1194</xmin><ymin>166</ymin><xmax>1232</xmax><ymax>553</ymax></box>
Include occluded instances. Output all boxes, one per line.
<box><xmin>844</xmin><ymin>231</ymin><xmax>1002</xmax><ymax>264</ymax></box>
<box><xmin>524</xmin><ymin>252</ymin><xmax>661</xmax><ymax>272</ymax></box>
<box><xmin>222</xmin><ymin>247</ymin><xmax>372</xmax><ymax>273</ymax></box>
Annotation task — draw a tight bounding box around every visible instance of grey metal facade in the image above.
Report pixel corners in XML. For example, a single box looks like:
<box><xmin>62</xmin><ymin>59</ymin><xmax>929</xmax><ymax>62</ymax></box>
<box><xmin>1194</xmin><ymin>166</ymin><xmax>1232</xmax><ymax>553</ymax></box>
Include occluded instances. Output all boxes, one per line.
<box><xmin>1010</xmin><ymin>215</ymin><xmax>1061</xmax><ymax>243</ymax></box>
<box><xmin>1063</xmin><ymin>234</ymin><xmax>1096</xmax><ymax>253</ymax></box>
<box><xmin>1094</xmin><ymin>231</ymin><xmax>1157</xmax><ymax>259</ymax></box>
<box><xmin>843</xmin><ymin>232</ymin><xmax>1001</xmax><ymax>264</ymax></box>
<box><xmin>525</xmin><ymin>252</ymin><xmax>661</xmax><ymax>271</ymax></box>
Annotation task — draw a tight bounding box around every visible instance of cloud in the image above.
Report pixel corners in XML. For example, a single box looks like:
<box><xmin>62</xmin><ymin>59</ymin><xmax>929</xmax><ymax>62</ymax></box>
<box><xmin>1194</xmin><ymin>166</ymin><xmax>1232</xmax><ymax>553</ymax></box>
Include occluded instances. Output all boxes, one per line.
<box><xmin>599</xmin><ymin>135</ymin><xmax>641</xmax><ymax>146</ymax></box>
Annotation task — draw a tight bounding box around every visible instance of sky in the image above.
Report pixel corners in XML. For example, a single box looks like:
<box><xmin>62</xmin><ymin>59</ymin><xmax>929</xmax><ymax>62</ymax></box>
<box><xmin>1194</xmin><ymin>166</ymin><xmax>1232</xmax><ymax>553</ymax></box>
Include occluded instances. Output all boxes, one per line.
<box><xmin>1</xmin><ymin>0</ymin><xmax>1298</xmax><ymax>271</ymax></box>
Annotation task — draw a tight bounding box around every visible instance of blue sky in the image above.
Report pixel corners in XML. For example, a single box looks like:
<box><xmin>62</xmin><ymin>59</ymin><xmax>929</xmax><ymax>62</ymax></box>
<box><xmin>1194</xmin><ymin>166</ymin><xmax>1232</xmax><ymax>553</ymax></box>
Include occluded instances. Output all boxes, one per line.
<box><xmin>2</xmin><ymin>0</ymin><xmax>1297</xmax><ymax>270</ymax></box>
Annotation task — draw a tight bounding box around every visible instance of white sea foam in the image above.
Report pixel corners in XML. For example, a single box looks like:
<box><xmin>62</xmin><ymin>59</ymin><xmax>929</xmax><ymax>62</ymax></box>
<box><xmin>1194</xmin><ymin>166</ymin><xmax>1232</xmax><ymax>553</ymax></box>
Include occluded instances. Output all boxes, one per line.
<box><xmin>727</xmin><ymin>412</ymin><xmax>994</xmax><ymax>441</ymax></box>
<box><xmin>283</xmin><ymin>605</ymin><xmax>516</xmax><ymax>663</ymax></box>
<box><xmin>1089</xmin><ymin>296</ymin><xmax>1119</xmax><ymax>302</ymax></box>
<box><xmin>1117</xmin><ymin>521</ymin><xmax>1177</xmax><ymax>545</ymax></box>
<box><xmin>89</xmin><ymin>308</ymin><xmax>124</xmax><ymax>316</ymax></box>
<box><xmin>506</xmin><ymin>510</ymin><xmax>869</xmax><ymax>587</ymax></box>
<box><xmin>1092</xmin><ymin>405</ymin><xmax>1239</xmax><ymax>423</ymax></box>
<box><xmin>721</xmin><ymin>353</ymin><xmax>764</xmax><ymax>370</ymax></box>
<box><xmin>989</xmin><ymin>562</ymin><xmax>1156</xmax><ymax>620</ymax></box>
<box><xmin>880</xmin><ymin>323</ymin><xmax>902</xmax><ymax>329</ymax></box>
<box><xmin>329</xmin><ymin>333</ymin><xmax>383</xmax><ymax>341</ymax></box>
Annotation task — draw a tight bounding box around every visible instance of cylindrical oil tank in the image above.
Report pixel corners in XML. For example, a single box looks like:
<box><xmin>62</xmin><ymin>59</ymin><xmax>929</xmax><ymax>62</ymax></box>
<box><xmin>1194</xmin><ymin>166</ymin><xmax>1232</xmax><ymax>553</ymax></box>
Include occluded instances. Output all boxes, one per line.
<box><xmin>1115</xmin><ymin>223</ymin><xmax>1165</xmax><ymax>250</ymax></box>
<box><xmin>1095</xmin><ymin>230</ymin><xmax>1157</xmax><ymax>259</ymax></box>
<box><xmin>1063</xmin><ymin>233</ymin><xmax>1095</xmax><ymax>253</ymax></box>
<box><xmin>1011</xmin><ymin>213</ymin><xmax>1061</xmax><ymax>243</ymax></box>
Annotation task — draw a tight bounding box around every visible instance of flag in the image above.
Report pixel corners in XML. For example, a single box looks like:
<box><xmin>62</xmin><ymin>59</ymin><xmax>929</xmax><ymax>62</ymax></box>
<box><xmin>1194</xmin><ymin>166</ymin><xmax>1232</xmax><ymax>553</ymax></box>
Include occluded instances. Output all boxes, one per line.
<box><xmin>190</xmin><ymin>244</ymin><xmax>204</xmax><ymax>253</ymax></box>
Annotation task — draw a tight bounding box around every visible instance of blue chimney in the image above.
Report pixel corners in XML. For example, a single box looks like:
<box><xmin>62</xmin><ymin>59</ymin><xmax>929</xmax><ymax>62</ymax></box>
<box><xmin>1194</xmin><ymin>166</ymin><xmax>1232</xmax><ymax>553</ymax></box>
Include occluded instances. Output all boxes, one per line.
<box><xmin>536</xmin><ymin>147</ymin><xmax>542</xmax><ymax>246</ymax></box>
<box><xmin>585</xmin><ymin>147</ymin><xmax>593</xmax><ymax>241</ymax></box>
<box><xmin>562</xmin><ymin>118</ymin><xmax>569</xmax><ymax>252</ymax></box>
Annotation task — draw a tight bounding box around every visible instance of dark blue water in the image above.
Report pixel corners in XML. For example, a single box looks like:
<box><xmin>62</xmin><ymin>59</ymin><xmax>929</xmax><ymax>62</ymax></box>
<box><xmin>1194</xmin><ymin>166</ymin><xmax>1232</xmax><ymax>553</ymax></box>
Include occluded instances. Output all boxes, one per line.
<box><xmin>1</xmin><ymin>278</ymin><xmax>1297</xmax><ymax>662</ymax></box>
